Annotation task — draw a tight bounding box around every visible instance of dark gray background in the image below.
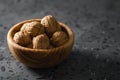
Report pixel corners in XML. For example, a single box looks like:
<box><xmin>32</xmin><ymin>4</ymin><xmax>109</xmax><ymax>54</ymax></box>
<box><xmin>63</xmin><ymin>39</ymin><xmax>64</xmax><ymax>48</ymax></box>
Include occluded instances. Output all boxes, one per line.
<box><xmin>0</xmin><ymin>0</ymin><xmax>120</xmax><ymax>80</ymax></box>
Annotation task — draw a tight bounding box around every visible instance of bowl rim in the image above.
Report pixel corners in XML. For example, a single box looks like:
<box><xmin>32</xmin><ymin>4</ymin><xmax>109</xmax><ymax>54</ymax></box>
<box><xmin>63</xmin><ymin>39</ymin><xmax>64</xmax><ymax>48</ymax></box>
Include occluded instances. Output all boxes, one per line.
<box><xmin>7</xmin><ymin>19</ymin><xmax>74</xmax><ymax>52</ymax></box>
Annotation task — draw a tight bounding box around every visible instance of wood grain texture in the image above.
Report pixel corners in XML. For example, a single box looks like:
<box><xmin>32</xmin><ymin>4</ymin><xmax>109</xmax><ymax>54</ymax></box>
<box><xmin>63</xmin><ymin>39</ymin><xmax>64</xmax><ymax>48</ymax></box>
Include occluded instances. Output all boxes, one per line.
<box><xmin>7</xmin><ymin>19</ymin><xmax>74</xmax><ymax>68</ymax></box>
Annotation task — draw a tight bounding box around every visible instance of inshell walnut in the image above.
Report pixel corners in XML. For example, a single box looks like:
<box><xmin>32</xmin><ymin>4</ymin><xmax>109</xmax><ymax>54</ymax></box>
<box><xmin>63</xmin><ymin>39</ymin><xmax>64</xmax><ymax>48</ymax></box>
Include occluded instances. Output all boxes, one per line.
<box><xmin>13</xmin><ymin>31</ymin><xmax>31</xmax><ymax>46</ymax></box>
<box><xmin>41</xmin><ymin>15</ymin><xmax>61</xmax><ymax>36</ymax></box>
<box><xmin>21</xmin><ymin>21</ymin><xmax>44</xmax><ymax>37</ymax></box>
<box><xmin>33</xmin><ymin>34</ymin><xmax>50</xmax><ymax>49</ymax></box>
<box><xmin>51</xmin><ymin>31</ymin><xmax>68</xmax><ymax>47</ymax></box>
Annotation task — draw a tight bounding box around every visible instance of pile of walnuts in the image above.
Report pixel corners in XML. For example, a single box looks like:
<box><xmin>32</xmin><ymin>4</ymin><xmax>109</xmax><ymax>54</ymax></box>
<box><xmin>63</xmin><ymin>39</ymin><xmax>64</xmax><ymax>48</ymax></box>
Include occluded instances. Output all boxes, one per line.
<box><xmin>13</xmin><ymin>15</ymin><xmax>68</xmax><ymax>49</ymax></box>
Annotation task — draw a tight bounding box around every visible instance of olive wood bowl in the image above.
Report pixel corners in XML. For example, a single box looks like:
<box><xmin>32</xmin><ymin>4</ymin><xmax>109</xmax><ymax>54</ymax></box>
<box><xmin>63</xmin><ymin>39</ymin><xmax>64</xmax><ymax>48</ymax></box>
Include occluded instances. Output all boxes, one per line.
<box><xmin>7</xmin><ymin>19</ymin><xmax>74</xmax><ymax>68</ymax></box>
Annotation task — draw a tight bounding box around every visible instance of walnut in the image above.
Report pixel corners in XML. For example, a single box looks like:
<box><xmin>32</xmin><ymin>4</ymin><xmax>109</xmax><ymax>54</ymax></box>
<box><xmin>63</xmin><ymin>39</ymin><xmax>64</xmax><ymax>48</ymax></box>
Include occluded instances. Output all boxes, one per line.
<box><xmin>51</xmin><ymin>31</ymin><xmax>68</xmax><ymax>47</ymax></box>
<box><xmin>33</xmin><ymin>34</ymin><xmax>50</xmax><ymax>49</ymax></box>
<box><xmin>21</xmin><ymin>21</ymin><xmax>44</xmax><ymax>37</ymax></box>
<box><xmin>41</xmin><ymin>15</ymin><xmax>61</xmax><ymax>36</ymax></box>
<box><xmin>13</xmin><ymin>31</ymin><xmax>31</xmax><ymax>46</ymax></box>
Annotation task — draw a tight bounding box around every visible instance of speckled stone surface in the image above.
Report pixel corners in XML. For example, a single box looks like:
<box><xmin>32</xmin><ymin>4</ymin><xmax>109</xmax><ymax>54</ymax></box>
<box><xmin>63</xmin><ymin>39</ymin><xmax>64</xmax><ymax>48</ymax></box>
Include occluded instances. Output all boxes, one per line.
<box><xmin>0</xmin><ymin>0</ymin><xmax>120</xmax><ymax>80</ymax></box>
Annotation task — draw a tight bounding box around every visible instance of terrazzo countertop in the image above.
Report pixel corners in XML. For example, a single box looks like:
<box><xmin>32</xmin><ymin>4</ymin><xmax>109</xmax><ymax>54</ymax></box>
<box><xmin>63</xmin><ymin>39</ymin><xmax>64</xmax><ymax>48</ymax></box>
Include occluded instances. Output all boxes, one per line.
<box><xmin>0</xmin><ymin>0</ymin><xmax>120</xmax><ymax>80</ymax></box>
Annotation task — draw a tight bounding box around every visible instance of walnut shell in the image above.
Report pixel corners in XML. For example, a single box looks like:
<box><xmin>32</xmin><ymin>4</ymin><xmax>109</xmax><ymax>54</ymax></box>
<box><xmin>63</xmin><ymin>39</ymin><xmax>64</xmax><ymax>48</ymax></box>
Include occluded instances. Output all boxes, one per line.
<box><xmin>41</xmin><ymin>15</ymin><xmax>61</xmax><ymax>36</ymax></box>
<box><xmin>21</xmin><ymin>21</ymin><xmax>44</xmax><ymax>37</ymax></box>
<box><xmin>33</xmin><ymin>34</ymin><xmax>50</xmax><ymax>49</ymax></box>
<box><xmin>13</xmin><ymin>31</ymin><xmax>31</xmax><ymax>46</ymax></box>
<box><xmin>51</xmin><ymin>31</ymin><xmax>68</xmax><ymax>47</ymax></box>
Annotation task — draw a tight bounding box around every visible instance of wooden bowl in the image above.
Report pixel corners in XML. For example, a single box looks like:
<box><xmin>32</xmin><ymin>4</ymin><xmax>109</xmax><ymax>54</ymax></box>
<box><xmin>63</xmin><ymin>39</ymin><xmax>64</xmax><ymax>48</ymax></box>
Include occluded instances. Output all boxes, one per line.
<box><xmin>7</xmin><ymin>19</ymin><xmax>74</xmax><ymax>68</ymax></box>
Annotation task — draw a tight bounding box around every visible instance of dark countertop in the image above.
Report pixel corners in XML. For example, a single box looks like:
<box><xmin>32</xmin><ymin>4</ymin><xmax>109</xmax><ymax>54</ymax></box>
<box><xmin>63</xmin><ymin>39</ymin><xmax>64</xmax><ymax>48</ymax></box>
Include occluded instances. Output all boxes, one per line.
<box><xmin>0</xmin><ymin>0</ymin><xmax>120</xmax><ymax>80</ymax></box>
